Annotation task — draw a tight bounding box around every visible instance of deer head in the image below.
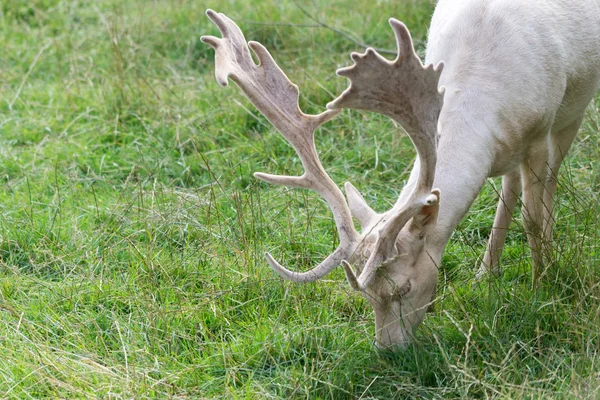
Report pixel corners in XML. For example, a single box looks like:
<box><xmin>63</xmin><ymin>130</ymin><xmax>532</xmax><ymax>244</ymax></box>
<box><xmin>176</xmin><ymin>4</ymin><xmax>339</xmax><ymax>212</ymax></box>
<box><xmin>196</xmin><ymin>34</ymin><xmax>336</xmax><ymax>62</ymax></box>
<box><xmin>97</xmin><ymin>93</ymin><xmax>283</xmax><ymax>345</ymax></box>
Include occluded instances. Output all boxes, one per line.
<box><xmin>202</xmin><ymin>10</ymin><xmax>444</xmax><ymax>348</ymax></box>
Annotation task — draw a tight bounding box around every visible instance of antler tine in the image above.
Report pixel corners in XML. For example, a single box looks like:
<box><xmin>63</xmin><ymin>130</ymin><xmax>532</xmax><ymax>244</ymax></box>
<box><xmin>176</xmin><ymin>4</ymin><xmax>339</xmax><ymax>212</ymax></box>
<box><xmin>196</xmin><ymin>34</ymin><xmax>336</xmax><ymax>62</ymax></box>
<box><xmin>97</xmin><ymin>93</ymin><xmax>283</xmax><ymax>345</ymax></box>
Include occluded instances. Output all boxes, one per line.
<box><xmin>202</xmin><ymin>10</ymin><xmax>359</xmax><ymax>282</ymax></box>
<box><xmin>328</xmin><ymin>18</ymin><xmax>445</xmax><ymax>288</ymax></box>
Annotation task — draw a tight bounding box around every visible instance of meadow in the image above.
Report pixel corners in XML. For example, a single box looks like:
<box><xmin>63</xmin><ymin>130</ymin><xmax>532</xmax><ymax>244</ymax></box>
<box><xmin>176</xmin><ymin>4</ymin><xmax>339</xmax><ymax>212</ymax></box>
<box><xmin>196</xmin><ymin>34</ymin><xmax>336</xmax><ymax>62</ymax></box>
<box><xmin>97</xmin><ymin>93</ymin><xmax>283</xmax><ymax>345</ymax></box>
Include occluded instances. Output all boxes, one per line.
<box><xmin>1</xmin><ymin>0</ymin><xmax>599</xmax><ymax>398</ymax></box>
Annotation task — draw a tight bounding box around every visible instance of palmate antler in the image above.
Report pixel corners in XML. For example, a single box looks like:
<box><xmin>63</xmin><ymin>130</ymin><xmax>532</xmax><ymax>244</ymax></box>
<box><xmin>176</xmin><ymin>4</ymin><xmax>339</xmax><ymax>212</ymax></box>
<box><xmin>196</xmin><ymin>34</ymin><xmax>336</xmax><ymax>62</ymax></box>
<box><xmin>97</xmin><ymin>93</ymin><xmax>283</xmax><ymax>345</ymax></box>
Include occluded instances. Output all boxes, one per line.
<box><xmin>202</xmin><ymin>11</ymin><xmax>444</xmax><ymax>289</ymax></box>
<box><xmin>201</xmin><ymin>10</ymin><xmax>359</xmax><ymax>282</ymax></box>
<box><xmin>329</xmin><ymin>19</ymin><xmax>445</xmax><ymax>289</ymax></box>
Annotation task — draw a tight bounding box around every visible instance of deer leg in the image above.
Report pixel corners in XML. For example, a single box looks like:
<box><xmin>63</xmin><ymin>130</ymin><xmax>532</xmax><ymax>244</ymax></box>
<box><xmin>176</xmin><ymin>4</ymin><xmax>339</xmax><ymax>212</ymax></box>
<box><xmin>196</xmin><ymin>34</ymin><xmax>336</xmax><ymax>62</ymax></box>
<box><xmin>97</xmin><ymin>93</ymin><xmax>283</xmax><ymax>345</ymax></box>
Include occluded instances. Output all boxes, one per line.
<box><xmin>476</xmin><ymin>170</ymin><xmax>522</xmax><ymax>279</ymax></box>
<box><xmin>521</xmin><ymin>139</ymin><xmax>550</xmax><ymax>285</ymax></box>
<box><xmin>542</xmin><ymin>117</ymin><xmax>583</xmax><ymax>247</ymax></box>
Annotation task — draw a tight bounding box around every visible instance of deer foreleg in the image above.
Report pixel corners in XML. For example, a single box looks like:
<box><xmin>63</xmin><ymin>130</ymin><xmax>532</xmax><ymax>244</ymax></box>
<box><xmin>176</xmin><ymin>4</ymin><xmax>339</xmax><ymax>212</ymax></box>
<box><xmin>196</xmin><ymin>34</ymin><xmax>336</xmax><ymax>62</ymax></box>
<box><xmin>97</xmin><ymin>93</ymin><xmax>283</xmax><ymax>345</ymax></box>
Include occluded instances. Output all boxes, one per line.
<box><xmin>477</xmin><ymin>170</ymin><xmax>522</xmax><ymax>279</ymax></box>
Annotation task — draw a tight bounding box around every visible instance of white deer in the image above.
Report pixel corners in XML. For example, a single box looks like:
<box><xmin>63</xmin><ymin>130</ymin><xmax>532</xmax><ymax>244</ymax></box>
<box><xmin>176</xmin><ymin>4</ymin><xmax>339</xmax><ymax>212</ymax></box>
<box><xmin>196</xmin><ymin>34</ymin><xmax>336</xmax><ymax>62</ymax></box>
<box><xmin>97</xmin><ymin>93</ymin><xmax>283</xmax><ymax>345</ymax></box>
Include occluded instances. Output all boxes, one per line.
<box><xmin>202</xmin><ymin>0</ymin><xmax>600</xmax><ymax>348</ymax></box>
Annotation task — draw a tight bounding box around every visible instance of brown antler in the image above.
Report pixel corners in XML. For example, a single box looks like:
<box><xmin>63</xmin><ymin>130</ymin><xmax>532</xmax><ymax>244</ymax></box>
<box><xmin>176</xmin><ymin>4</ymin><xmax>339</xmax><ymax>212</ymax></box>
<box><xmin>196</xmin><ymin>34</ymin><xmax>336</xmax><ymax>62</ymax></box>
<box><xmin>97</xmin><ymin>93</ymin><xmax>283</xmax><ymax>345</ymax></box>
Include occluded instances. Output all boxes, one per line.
<box><xmin>202</xmin><ymin>10</ymin><xmax>359</xmax><ymax>282</ymax></box>
<box><xmin>328</xmin><ymin>19</ymin><xmax>445</xmax><ymax>289</ymax></box>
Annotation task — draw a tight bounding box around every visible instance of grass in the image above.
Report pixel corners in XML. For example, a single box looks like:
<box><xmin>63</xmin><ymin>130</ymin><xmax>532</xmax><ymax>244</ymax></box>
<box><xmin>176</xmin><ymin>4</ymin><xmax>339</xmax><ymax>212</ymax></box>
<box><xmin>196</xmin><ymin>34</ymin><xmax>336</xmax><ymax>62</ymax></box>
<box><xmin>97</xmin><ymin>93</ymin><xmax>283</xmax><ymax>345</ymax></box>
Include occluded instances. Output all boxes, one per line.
<box><xmin>0</xmin><ymin>0</ymin><xmax>599</xmax><ymax>398</ymax></box>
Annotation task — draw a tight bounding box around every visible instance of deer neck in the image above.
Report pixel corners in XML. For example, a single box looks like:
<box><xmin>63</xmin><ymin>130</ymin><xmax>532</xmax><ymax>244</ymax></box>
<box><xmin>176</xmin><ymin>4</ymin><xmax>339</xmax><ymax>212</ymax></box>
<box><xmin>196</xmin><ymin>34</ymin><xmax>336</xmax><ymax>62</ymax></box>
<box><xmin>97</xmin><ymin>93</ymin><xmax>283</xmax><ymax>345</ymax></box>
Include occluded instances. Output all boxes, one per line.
<box><xmin>432</xmin><ymin>116</ymin><xmax>495</xmax><ymax>251</ymax></box>
<box><xmin>392</xmin><ymin>115</ymin><xmax>494</xmax><ymax>258</ymax></box>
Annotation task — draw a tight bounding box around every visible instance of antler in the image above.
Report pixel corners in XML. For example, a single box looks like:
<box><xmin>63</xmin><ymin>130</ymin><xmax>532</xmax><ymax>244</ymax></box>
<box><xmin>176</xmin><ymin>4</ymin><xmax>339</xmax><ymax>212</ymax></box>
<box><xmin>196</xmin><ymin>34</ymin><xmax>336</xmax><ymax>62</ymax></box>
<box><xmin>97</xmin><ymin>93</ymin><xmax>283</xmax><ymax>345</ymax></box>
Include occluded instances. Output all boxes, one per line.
<box><xmin>202</xmin><ymin>10</ymin><xmax>359</xmax><ymax>282</ymax></box>
<box><xmin>328</xmin><ymin>19</ymin><xmax>445</xmax><ymax>289</ymax></box>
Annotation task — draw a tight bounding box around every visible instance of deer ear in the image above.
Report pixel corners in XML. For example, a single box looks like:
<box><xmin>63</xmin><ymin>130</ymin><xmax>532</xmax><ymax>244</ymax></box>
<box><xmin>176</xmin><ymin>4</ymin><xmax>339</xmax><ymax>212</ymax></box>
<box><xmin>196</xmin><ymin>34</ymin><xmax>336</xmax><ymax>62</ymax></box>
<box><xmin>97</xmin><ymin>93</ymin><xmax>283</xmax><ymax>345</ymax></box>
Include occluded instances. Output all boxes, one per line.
<box><xmin>345</xmin><ymin>182</ymin><xmax>377</xmax><ymax>229</ymax></box>
<box><xmin>410</xmin><ymin>189</ymin><xmax>440</xmax><ymax>235</ymax></box>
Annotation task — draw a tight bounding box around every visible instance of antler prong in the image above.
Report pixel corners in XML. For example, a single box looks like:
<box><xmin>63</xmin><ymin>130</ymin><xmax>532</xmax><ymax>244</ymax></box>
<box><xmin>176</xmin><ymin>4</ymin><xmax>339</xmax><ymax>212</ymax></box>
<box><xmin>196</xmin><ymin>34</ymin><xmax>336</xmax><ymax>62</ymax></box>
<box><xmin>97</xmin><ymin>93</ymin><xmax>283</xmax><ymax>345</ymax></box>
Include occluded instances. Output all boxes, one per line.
<box><xmin>389</xmin><ymin>19</ymin><xmax>416</xmax><ymax>60</ymax></box>
<box><xmin>342</xmin><ymin>260</ymin><xmax>360</xmax><ymax>291</ymax></box>
<box><xmin>266</xmin><ymin>246</ymin><xmax>355</xmax><ymax>283</ymax></box>
<box><xmin>253</xmin><ymin>172</ymin><xmax>308</xmax><ymax>189</ymax></box>
<box><xmin>200</xmin><ymin>35</ymin><xmax>220</xmax><ymax>49</ymax></box>
<box><xmin>205</xmin><ymin>9</ymin><xmax>228</xmax><ymax>34</ymax></box>
<box><xmin>247</xmin><ymin>41</ymin><xmax>274</xmax><ymax>64</ymax></box>
<box><xmin>334</xmin><ymin>66</ymin><xmax>356</xmax><ymax>80</ymax></box>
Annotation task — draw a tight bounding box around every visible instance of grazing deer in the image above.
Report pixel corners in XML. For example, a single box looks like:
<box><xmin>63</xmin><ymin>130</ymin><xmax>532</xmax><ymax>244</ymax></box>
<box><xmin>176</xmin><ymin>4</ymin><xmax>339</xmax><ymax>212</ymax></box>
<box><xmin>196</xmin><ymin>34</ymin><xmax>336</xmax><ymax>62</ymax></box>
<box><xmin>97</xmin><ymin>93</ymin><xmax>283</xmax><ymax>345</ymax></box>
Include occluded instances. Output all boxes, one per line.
<box><xmin>202</xmin><ymin>0</ymin><xmax>600</xmax><ymax>348</ymax></box>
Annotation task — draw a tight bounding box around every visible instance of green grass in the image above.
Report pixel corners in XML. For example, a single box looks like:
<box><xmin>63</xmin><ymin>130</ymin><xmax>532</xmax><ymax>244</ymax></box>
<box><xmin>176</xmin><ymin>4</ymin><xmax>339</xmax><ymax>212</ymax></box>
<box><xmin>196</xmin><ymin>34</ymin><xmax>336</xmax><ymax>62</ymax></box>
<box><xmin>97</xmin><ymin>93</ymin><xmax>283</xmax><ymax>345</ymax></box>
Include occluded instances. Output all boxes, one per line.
<box><xmin>1</xmin><ymin>0</ymin><xmax>599</xmax><ymax>398</ymax></box>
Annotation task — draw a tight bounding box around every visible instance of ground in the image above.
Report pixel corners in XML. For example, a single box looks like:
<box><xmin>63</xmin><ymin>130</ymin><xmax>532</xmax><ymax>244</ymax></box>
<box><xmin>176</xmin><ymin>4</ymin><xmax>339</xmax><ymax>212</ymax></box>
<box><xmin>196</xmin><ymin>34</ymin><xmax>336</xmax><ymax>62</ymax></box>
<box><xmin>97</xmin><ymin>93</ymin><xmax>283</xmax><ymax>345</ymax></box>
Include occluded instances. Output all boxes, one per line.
<box><xmin>1</xmin><ymin>0</ymin><xmax>599</xmax><ymax>398</ymax></box>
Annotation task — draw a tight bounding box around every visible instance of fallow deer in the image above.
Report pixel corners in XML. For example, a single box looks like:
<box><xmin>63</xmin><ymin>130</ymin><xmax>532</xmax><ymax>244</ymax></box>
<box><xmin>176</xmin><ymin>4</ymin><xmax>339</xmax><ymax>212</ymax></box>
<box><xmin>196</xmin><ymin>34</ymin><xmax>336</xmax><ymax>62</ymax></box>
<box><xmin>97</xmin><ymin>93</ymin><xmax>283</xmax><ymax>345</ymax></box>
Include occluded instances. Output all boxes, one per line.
<box><xmin>202</xmin><ymin>0</ymin><xmax>600</xmax><ymax>348</ymax></box>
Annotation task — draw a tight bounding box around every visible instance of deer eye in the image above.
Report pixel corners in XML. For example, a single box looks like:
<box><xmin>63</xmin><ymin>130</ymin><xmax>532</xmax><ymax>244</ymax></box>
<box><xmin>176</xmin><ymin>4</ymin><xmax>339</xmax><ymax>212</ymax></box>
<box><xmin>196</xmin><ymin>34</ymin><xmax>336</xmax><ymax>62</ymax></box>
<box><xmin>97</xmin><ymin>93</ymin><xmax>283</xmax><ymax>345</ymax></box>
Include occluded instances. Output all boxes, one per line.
<box><xmin>393</xmin><ymin>281</ymin><xmax>412</xmax><ymax>299</ymax></box>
